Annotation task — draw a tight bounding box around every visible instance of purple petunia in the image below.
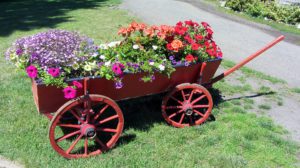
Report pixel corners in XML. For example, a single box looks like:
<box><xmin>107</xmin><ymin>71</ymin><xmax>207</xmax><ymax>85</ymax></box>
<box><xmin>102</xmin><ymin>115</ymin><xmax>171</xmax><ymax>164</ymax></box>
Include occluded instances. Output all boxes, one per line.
<box><xmin>115</xmin><ymin>81</ymin><xmax>124</xmax><ymax>89</ymax></box>
<box><xmin>184</xmin><ymin>61</ymin><xmax>190</xmax><ymax>66</ymax></box>
<box><xmin>169</xmin><ymin>55</ymin><xmax>174</xmax><ymax>60</ymax></box>
<box><xmin>16</xmin><ymin>49</ymin><xmax>23</xmax><ymax>56</ymax></box>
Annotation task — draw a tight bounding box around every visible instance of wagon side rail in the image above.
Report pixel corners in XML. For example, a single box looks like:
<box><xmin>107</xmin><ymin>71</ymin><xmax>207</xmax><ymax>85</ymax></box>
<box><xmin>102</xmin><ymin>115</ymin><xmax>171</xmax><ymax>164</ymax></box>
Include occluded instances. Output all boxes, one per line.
<box><xmin>209</xmin><ymin>35</ymin><xmax>285</xmax><ymax>85</ymax></box>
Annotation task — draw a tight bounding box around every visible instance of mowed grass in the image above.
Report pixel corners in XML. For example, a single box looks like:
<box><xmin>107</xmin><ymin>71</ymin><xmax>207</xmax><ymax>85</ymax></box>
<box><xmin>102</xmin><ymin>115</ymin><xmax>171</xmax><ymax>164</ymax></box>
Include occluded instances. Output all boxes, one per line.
<box><xmin>0</xmin><ymin>0</ymin><xmax>299</xmax><ymax>167</ymax></box>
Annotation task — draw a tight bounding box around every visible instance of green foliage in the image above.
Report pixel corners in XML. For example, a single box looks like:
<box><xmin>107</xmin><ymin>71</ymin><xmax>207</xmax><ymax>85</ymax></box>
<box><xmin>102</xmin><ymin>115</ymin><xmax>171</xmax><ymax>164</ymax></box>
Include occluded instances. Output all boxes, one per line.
<box><xmin>225</xmin><ymin>0</ymin><xmax>300</xmax><ymax>25</ymax></box>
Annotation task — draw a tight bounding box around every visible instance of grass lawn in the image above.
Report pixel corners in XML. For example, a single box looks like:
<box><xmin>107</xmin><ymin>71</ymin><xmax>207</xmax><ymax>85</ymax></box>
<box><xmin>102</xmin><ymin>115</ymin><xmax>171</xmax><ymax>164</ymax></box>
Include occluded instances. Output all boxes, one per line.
<box><xmin>0</xmin><ymin>0</ymin><xmax>299</xmax><ymax>167</ymax></box>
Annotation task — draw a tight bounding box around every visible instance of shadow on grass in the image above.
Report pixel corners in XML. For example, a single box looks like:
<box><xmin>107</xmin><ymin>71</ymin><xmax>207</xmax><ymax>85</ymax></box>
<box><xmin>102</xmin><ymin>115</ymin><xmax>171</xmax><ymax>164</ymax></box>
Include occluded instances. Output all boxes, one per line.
<box><xmin>0</xmin><ymin>0</ymin><xmax>108</xmax><ymax>37</ymax></box>
<box><xmin>118</xmin><ymin>93</ymin><xmax>166</xmax><ymax>131</ymax></box>
<box><xmin>118</xmin><ymin>88</ymin><xmax>225</xmax><ymax>131</ymax></box>
<box><xmin>223</xmin><ymin>91</ymin><xmax>276</xmax><ymax>101</ymax></box>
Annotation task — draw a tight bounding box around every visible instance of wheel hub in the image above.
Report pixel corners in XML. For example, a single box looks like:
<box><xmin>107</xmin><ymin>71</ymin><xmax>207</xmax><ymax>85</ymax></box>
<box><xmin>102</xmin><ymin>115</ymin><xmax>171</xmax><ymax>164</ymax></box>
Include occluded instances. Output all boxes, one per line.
<box><xmin>182</xmin><ymin>101</ymin><xmax>193</xmax><ymax>116</ymax></box>
<box><xmin>81</xmin><ymin>124</ymin><xmax>96</xmax><ymax>138</ymax></box>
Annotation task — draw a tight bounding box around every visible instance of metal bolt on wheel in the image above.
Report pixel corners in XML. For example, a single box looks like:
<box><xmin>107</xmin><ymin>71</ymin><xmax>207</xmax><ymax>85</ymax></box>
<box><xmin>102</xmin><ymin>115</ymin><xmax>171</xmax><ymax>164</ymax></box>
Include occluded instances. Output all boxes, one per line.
<box><xmin>48</xmin><ymin>94</ymin><xmax>124</xmax><ymax>159</ymax></box>
<box><xmin>162</xmin><ymin>84</ymin><xmax>213</xmax><ymax>128</ymax></box>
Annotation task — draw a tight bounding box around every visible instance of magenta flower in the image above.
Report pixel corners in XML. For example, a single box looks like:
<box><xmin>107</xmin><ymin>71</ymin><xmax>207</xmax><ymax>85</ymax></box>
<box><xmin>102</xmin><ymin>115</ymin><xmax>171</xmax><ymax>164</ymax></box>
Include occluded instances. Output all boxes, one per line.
<box><xmin>63</xmin><ymin>86</ymin><xmax>77</xmax><ymax>99</ymax></box>
<box><xmin>73</xmin><ymin>81</ymin><xmax>83</xmax><ymax>89</ymax></box>
<box><xmin>26</xmin><ymin>65</ymin><xmax>38</xmax><ymax>78</ymax></box>
<box><xmin>48</xmin><ymin>68</ymin><xmax>60</xmax><ymax>77</ymax></box>
<box><xmin>112</xmin><ymin>63</ymin><xmax>124</xmax><ymax>76</ymax></box>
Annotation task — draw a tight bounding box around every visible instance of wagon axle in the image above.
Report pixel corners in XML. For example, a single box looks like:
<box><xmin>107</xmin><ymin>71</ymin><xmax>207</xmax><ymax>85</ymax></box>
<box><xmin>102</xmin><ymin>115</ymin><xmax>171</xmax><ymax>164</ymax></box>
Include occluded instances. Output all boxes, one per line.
<box><xmin>81</xmin><ymin>124</ymin><xmax>96</xmax><ymax>139</ymax></box>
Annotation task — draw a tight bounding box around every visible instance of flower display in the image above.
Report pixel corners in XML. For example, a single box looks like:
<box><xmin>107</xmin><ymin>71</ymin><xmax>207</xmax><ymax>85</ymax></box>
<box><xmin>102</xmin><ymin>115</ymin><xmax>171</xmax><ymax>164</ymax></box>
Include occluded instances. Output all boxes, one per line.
<box><xmin>6</xmin><ymin>20</ymin><xmax>222</xmax><ymax>99</ymax></box>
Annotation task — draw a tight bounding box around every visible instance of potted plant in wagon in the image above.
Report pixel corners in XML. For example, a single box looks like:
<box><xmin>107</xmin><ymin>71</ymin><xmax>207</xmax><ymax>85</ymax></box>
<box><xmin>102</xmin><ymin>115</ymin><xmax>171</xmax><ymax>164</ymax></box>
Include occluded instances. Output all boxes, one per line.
<box><xmin>5</xmin><ymin>20</ymin><xmax>223</xmax><ymax>158</ymax></box>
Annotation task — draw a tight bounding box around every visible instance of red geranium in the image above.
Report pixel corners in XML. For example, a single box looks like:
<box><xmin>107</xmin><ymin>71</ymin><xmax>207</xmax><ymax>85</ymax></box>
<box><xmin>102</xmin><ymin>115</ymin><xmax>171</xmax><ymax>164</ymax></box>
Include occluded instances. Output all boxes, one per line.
<box><xmin>201</xmin><ymin>22</ymin><xmax>210</xmax><ymax>28</ymax></box>
<box><xmin>206</xmin><ymin>27</ymin><xmax>213</xmax><ymax>39</ymax></box>
<box><xmin>184</xmin><ymin>35</ymin><xmax>194</xmax><ymax>44</ymax></box>
<box><xmin>185</xmin><ymin>20</ymin><xmax>194</xmax><ymax>26</ymax></box>
<box><xmin>185</xmin><ymin>54</ymin><xmax>195</xmax><ymax>62</ymax></box>
<box><xmin>176</xmin><ymin>21</ymin><xmax>183</xmax><ymax>27</ymax></box>
<box><xmin>175</xmin><ymin>26</ymin><xmax>188</xmax><ymax>35</ymax></box>
<box><xmin>195</xmin><ymin>34</ymin><xmax>203</xmax><ymax>41</ymax></box>
<box><xmin>191</xmin><ymin>43</ymin><xmax>200</xmax><ymax>50</ymax></box>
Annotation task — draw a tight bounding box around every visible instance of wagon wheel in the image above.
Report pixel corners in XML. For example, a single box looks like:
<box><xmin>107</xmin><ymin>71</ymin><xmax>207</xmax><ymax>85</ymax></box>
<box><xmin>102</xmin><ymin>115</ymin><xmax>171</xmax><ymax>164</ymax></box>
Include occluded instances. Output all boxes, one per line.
<box><xmin>162</xmin><ymin>83</ymin><xmax>213</xmax><ymax>128</ymax></box>
<box><xmin>48</xmin><ymin>94</ymin><xmax>124</xmax><ymax>159</ymax></box>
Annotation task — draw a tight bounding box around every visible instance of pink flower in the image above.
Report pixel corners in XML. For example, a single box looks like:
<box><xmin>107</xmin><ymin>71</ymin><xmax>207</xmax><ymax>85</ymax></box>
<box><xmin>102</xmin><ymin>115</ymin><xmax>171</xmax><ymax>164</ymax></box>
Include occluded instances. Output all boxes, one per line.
<box><xmin>112</xmin><ymin>63</ymin><xmax>124</xmax><ymax>76</ymax></box>
<box><xmin>26</xmin><ymin>65</ymin><xmax>38</xmax><ymax>78</ymax></box>
<box><xmin>63</xmin><ymin>86</ymin><xmax>77</xmax><ymax>99</ymax></box>
<box><xmin>73</xmin><ymin>81</ymin><xmax>83</xmax><ymax>89</ymax></box>
<box><xmin>48</xmin><ymin>68</ymin><xmax>60</xmax><ymax>77</ymax></box>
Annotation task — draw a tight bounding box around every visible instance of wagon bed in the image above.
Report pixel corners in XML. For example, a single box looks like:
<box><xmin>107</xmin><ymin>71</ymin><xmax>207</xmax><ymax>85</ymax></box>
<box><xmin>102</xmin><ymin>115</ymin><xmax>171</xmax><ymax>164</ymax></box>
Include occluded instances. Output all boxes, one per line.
<box><xmin>32</xmin><ymin>59</ymin><xmax>221</xmax><ymax>114</ymax></box>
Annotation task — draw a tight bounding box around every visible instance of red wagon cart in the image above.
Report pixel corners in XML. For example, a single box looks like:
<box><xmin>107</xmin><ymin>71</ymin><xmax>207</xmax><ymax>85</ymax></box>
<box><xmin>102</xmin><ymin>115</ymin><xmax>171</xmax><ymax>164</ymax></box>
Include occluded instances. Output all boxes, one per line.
<box><xmin>31</xmin><ymin>36</ymin><xmax>284</xmax><ymax>159</ymax></box>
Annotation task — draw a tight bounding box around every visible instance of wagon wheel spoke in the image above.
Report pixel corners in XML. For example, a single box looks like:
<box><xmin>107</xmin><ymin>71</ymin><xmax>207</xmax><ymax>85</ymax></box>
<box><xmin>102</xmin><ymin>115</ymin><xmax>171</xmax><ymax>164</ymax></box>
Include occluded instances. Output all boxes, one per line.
<box><xmin>95</xmin><ymin>137</ymin><xmax>108</xmax><ymax>151</ymax></box>
<box><xmin>70</xmin><ymin>109</ymin><xmax>85</xmax><ymax>123</ymax></box>
<box><xmin>179</xmin><ymin>113</ymin><xmax>185</xmax><ymax>124</ymax></box>
<box><xmin>181</xmin><ymin>90</ymin><xmax>187</xmax><ymax>101</ymax></box>
<box><xmin>97</xmin><ymin>128</ymin><xmax>118</xmax><ymax>133</ymax></box>
<box><xmin>57</xmin><ymin>124</ymin><xmax>81</xmax><ymax>129</ymax></box>
<box><xmin>193</xmin><ymin>104</ymin><xmax>210</xmax><ymax>108</ymax></box>
<box><xmin>93</xmin><ymin>104</ymin><xmax>109</xmax><ymax>122</ymax></box>
<box><xmin>191</xmin><ymin>95</ymin><xmax>206</xmax><ymax>105</ymax></box>
<box><xmin>170</xmin><ymin>96</ymin><xmax>183</xmax><ymax>105</ymax></box>
<box><xmin>165</xmin><ymin>105</ymin><xmax>182</xmax><ymax>110</ymax></box>
<box><xmin>193</xmin><ymin>109</ymin><xmax>204</xmax><ymax>117</ymax></box>
<box><xmin>188</xmin><ymin>90</ymin><xmax>195</xmax><ymax>102</ymax></box>
<box><xmin>66</xmin><ymin>134</ymin><xmax>83</xmax><ymax>154</ymax></box>
<box><xmin>97</xmin><ymin>115</ymin><xmax>119</xmax><ymax>126</ymax></box>
<box><xmin>55</xmin><ymin>130</ymin><xmax>81</xmax><ymax>143</ymax></box>
<box><xmin>169</xmin><ymin>110</ymin><xmax>183</xmax><ymax>119</ymax></box>
<box><xmin>84</xmin><ymin>138</ymin><xmax>88</xmax><ymax>156</ymax></box>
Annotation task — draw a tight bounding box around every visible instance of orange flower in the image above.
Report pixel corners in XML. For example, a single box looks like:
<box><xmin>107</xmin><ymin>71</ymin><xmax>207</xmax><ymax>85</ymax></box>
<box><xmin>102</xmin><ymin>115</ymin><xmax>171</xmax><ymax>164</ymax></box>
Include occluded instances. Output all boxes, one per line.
<box><xmin>118</xmin><ymin>27</ymin><xmax>128</xmax><ymax>36</ymax></box>
<box><xmin>137</xmin><ymin>23</ymin><xmax>147</xmax><ymax>31</ymax></box>
<box><xmin>144</xmin><ymin>28</ymin><xmax>154</xmax><ymax>37</ymax></box>
<box><xmin>130</xmin><ymin>21</ymin><xmax>139</xmax><ymax>30</ymax></box>
<box><xmin>171</xmin><ymin>39</ymin><xmax>183</xmax><ymax>52</ymax></box>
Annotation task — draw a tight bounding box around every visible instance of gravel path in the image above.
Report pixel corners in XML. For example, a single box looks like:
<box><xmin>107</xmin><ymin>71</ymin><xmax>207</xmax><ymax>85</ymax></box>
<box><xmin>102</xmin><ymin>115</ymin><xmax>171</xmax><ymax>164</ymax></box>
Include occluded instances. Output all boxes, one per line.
<box><xmin>0</xmin><ymin>156</ymin><xmax>23</xmax><ymax>168</ymax></box>
<box><xmin>120</xmin><ymin>0</ymin><xmax>300</xmax><ymax>87</ymax></box>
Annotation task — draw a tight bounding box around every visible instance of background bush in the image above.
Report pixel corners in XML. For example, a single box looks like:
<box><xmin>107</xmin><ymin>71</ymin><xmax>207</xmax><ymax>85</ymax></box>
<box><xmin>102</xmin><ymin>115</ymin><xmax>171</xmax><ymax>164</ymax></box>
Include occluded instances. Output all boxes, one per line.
<box><xmin>224</xmin><ymin>0</ymin><xmax>300</xmax><ymax>25</ymax></box>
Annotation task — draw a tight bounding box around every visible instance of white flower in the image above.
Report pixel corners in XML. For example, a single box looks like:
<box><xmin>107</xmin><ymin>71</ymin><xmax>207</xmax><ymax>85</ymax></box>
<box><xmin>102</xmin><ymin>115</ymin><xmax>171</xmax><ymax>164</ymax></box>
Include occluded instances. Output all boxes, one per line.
<box><xmin>108</xmin><ymin>41</ymin><xmax>121</xmax><ymax>47</ymax></box>
<box><xmin>92</xmin><ymin>52</ymin><xmax>98</xmax><ymax>57</ymax></box>
<box><xmin>99</xmin><ymin>44</ymin><xmax>108</xmax><ymax>50</ymax></box>
<box><xmin>84</xmin><ymin>64</ymin><xmax>92</xmax><ymax>71</ymax></box>
<box><xmin>149</xmin><ymin>61</ymin><xmax>154</xmax><ymax>65</ymax></box>
<box><xmin>72</xmin><ymin>63</ymin><xmax>79</xmax><ymax>70</ymax></box>
<box><xmin>104</xmin><ymin>61</ymin><xmax>111</xmax><ymax>66</ymax></box>
<box><xmin>152</xmin><ymin>45</ymin><xmax>158</xmax><ymax>50</ymax></box>
<box><xmin>159</xmin><ymin>64</ymin><xmax>165</xmax><ymax>71</ymax></box>
<box><xmin>297</xmin><ymin>24</ymin><xmax>300</xmax><ymax>29</ymax></box>
<box><xmin>100</xmin><ymin>55</ymin><xmax>106</xmax><ymax>60</ymax></box>
<box><xmin>133</xmin><ymin>44</ymin><xmax>139</xmax><ymax>49</ymax></box>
